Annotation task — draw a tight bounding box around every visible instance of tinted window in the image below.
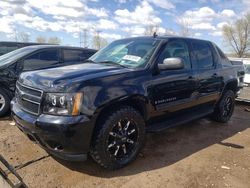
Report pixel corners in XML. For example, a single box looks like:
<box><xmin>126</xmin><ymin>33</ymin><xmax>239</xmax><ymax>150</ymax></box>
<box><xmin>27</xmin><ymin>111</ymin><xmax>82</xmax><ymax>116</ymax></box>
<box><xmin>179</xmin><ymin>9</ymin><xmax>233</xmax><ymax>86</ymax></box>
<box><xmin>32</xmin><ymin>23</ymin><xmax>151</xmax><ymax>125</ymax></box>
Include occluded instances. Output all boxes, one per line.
<box><xmin>63</xmin><ymin>50</ymin><xmax>90</xmax><ymax>62</ymax></box>
<box><xmin>192</xmin><ymin>41</ymin><xmax>213</xmax><ymax>69</ymax></box>
<box><xmin>0</xmin><ymin>47</ymin><xmax>37</xmax><ymax>67</ymax></box>
<box><xmin>23</xmin><ymin>49</ymin><xmax>59</xmax><ymax>70</ymax></box>
<box><xmin>87</xmin><ymin>50</ymin><xmax>96</xmax><ymax>57</ymax></box>
<box><xmin>0</xmin><ymin>45</ymin><xmax>18</xmax><ymax>56</ymax></box>
<box><xmin>157</xmin><ymin>39</ymin><xmax>191</xmax><ymax>69</ymax></box>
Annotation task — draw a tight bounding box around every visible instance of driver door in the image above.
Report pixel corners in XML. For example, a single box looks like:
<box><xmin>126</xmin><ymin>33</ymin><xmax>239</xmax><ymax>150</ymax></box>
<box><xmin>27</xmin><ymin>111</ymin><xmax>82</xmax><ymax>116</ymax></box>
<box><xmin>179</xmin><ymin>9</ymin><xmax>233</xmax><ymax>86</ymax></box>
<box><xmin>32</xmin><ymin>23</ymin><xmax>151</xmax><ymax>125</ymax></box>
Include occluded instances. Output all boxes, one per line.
<box><xmin>149</xmin><ymin>39</ymin><xmax>199</xmax><ymax>116</ymax></box>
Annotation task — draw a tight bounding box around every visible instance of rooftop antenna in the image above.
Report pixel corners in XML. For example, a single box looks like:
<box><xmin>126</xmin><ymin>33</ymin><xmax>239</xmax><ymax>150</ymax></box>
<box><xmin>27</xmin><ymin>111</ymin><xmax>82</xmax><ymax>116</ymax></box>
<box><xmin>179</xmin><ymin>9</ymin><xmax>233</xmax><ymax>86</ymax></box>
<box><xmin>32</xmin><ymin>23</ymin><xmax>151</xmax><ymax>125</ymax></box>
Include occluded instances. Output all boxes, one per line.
<box><xmin>153</xmin><ymin>32</ymin><xmax>158</xmax><ymax>38</ymax></box>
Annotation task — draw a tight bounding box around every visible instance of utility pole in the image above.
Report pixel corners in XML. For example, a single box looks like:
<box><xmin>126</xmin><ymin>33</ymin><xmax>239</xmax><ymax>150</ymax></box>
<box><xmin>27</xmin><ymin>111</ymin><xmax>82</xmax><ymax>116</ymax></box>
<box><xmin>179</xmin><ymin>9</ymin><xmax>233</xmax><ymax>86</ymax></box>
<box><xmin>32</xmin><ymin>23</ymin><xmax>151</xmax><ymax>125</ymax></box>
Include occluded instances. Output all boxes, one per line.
<box><xmin>79</xmin><ymin>26</ymin><xmax>88</xmax><ymax>48</ymax></box>
<box><xmin>79</xmin><ymin>31</ymin><xmax>82</xmax><ymax>47</ymax></box>
<box><xmin>96</xmin><ymin>30</ymin><xmax>101</xmax><ymax>50</ymax></box>
<box><xmin>83</xmin><ymin>29</ymin><xmax>87</xmax><ymax>48</ymax></box>
<box><xmin>14</xmin><ymin>30</ymin><xmax>18</xmax><ymax>42</ymax></box>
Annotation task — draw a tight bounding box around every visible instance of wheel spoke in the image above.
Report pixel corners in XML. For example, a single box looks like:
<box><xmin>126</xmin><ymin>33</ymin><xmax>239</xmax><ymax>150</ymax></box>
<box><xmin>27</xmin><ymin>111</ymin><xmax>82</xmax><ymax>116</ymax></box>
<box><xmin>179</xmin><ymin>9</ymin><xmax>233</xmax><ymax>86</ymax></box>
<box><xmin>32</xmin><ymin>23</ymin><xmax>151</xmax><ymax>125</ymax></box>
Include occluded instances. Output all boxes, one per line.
<box><xmin>122</xmin><ymin>144</ymin><xmax>127</xmax><ymax>154</ymax></box>
<box><xmin>109</xmin><ymin>132</ymin><xmax>121</xmax><ymax>138</ymax></box>
<box><xmin>114</xmin><ymin>145</ymin><xmax>120</xmax><ymax>156</ymax></box>
<box><xmin>118</xmin><ymin>121</ymin><xmax>122</xmax><ymax>132</ymax></box>
<box><xmin>123</xmin><ymin>120</ymin><xmax>130</xmax><ymax>131</ymax></box>
<box><xmin>222</xmin><ymin>110</ymin><xmax>227</xmax><ymax>116</ymax></box>
<box><xmin>127</xmin><ymin>129</ymin><xmax>135</xmax><ymax>135</ymax></box>
<box><xmin>126</xmin><ymin>138</ymin><xmax>134</xmax><ymax>144</ymax></box>
<box><xmin>108</xmin><ymin>141</ymin><xmax>116</xmax><ymax>149</ymax></box>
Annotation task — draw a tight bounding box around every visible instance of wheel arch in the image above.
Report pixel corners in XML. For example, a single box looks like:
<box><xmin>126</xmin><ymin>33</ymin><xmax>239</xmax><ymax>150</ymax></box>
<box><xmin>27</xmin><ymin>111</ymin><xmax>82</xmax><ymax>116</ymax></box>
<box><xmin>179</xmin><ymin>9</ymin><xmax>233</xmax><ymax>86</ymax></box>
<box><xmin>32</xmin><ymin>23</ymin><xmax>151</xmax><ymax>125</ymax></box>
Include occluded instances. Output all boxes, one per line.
<box><xmin>94</xmin><ymin>95</ymin><xmax>149</xmax><ymax>124</ymax></box>
<box><xmin>0</xmin><ymin>84</ymin><xmax>13</xmax><ymax>99</ymax></box>
<box><xmin>222</xmin><ymin>79</ymin><xmax>238</xmax><ymax>95</ymax></box>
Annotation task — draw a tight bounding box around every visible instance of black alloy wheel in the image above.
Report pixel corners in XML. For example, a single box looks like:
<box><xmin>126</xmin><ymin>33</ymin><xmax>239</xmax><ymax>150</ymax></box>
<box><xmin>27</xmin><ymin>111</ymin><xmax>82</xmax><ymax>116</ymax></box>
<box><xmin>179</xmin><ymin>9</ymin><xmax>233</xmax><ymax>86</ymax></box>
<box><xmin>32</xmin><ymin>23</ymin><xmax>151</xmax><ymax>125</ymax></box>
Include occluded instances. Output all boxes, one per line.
<box><xmin>106</xmin><ymin>119</ymin><xmax>138</xmax><ymax>160</ymax></box>
<box><xmin>211</xmin><ymin>90</ymin><xmax>235</xmax><ymax>123</ymax></box>
<box><xmin>91</xmin><ymin>106</ymin><xmax>145</xmax><ymax>169</ymax></box>
<box><xmin>222</xmin><ymin>96</ymin><xmax>233</xmax><ymax>118</ymax></box>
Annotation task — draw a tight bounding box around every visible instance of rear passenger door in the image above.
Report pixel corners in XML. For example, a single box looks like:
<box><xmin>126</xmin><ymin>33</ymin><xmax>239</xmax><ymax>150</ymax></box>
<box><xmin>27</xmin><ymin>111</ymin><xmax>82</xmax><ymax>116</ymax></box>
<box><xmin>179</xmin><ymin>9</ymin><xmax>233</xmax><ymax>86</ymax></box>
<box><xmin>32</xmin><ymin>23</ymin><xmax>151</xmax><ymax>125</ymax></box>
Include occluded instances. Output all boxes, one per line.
<box><xmin>191</xmin><ymin>40</ymin><xmax>222</xmax><ymax>103</ymax></box>
<box><xmin>63</xmin><ymin>49</ymin><xmax>91</xmax><ymax>65</ymax></box>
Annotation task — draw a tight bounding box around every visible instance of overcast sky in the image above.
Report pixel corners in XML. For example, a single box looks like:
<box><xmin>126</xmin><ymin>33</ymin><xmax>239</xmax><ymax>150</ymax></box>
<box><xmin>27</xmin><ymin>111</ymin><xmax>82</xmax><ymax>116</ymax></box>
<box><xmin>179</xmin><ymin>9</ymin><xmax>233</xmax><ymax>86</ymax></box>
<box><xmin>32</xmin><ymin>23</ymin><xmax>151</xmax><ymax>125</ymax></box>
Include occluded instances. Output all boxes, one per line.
<box><xmin>0</xmin><ymin>0</ymin><xmax>250</xmax><ymax>50</ymax></box>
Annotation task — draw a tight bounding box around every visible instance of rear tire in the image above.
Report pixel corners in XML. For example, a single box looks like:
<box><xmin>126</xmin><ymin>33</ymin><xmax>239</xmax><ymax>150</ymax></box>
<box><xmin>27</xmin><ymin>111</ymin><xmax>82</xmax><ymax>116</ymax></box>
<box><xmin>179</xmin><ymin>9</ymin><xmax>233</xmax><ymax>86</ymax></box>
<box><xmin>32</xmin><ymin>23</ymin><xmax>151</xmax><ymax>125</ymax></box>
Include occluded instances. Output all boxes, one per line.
<box><xmin>90</xmin><ymin>106</ymin><xmax>145</xmax><ymax>169</ymax></box>
<box><xmin>211</xmin><ymin>90</ymin><xmax>235</xmax><ymax>123</ymax></box>
<box><xmin>0</xmin><ymin>89</ymin><xmax>10</xmax><ymax>117</ymax></box>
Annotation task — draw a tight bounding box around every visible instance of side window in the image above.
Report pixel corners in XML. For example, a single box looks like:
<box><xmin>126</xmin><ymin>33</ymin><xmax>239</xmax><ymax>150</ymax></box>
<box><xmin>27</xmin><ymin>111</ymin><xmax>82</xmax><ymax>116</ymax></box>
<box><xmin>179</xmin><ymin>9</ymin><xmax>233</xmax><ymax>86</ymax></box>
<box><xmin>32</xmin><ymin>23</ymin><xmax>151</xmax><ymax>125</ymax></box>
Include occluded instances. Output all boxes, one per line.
<box><xmin>157</xmin><ymin>39</ymin><xmax>191</xmax><ymax>69</ymax></box>
<box><xmin>86</xmin><ymin>51</ymin><xmax>96</xmax><ymax>58</ymax></box>
<box><xmin>216</xmin><ymin>46</ymin><xmax>227</xmax><ymax>60</ymax></box>
<box><xmin>23</xmin><ymin>49</ymin><xmax>59</xmax><ymax>71</ymax></box>
<box><xmin>215</xmin><ymin>45</ymin><xmax>231</xmax><ymax>66</ymax></box>
<box><xmin>0</xmin><ymin>45</ymin><xmax>18</xmax><ymax>55</ymax></box>
<box><xmin>63</xmin><ymin>50</ymin><xmax>87</xmax><ymax>62</ymax></box>
<box><xmin>192</xmin><ymin>41</ymin><xmax>214</xmax><ymax>69</ymax></box>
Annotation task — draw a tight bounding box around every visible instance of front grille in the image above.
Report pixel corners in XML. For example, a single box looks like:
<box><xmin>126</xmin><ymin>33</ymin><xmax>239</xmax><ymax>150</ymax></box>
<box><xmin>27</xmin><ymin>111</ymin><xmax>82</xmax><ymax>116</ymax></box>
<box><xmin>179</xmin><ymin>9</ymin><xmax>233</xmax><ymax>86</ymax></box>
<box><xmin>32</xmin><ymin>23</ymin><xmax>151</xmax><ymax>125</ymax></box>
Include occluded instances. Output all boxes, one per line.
<box><xmin>16</xmin><ymin>82</ymin><xmax>43</xmax><ymax>115</ymax></box>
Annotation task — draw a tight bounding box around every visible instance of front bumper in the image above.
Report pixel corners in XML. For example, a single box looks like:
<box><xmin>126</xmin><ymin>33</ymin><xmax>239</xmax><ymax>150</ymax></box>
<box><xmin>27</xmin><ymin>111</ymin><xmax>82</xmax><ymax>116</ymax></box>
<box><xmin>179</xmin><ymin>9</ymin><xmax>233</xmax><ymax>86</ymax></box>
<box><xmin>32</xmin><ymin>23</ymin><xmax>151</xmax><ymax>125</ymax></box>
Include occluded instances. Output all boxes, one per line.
<box><xmin>11</xmin><ymin>100</ymin><xmax>95</xmax><ymax>161</ymax></box>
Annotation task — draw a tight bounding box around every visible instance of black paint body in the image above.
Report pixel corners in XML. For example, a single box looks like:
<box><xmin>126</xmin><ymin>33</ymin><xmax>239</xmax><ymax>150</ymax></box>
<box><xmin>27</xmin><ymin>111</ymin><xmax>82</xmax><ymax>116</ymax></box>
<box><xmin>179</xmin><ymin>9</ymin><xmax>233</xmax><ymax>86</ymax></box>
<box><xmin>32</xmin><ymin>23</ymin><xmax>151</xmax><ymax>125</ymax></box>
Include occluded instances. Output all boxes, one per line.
<box><xmin>11</xmin><ymin>37</ymin><xmax>245</xmax><ymax>161</ymax></box>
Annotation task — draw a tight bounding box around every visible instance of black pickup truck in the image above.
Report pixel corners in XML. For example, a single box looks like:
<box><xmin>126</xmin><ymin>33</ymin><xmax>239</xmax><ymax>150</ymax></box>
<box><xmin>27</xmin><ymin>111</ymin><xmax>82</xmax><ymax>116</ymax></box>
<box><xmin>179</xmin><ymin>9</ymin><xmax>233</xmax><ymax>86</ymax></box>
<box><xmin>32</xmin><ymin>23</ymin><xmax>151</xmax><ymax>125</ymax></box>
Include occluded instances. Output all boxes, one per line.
<box><xmin>11</xmin><ymin>36</ymin><xmax>245</xmax><ymax>169</ymax></box>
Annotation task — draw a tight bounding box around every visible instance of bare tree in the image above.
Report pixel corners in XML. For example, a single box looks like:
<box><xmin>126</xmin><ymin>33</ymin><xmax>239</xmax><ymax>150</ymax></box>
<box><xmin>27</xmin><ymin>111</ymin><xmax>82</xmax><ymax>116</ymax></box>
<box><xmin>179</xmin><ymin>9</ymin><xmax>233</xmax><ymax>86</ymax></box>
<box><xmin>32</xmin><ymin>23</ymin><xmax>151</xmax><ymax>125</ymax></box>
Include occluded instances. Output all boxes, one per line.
<box><xmin>164</xmin><ymin>28</ymin><xmax>177</xmax><ymax>36</ymax></box>
<box><xmin>144</xmin><ymin>24</ymin><xmax>159</xmax><ymax>36</ymax></box>
<box><xmin>92</xmin><ymin>31</ymin><xmax>107</xmax><ymax>50</ymax></box>
<box><xmin>17</xmin><ymin>32</ymin><xmax>30</xmax><ymax>42</ymax></box>
<box><xmin>222</xmin><ymin>13</ymin><xmax>250</xmax><ymax>57</ymax></box>
<box><xmin>48</xmin><ymin>37</ymin><xmax>61</xmax><ymax>44</ymax></box>
<box><xmin>36</xmin><ymin>36</ymin><xmax>47</xmax><ymax>43</ymax></box>
<box><xmin>178</xmin><ymin>18</ymin><xmax>193</xmax><ymax>37</ymax></box>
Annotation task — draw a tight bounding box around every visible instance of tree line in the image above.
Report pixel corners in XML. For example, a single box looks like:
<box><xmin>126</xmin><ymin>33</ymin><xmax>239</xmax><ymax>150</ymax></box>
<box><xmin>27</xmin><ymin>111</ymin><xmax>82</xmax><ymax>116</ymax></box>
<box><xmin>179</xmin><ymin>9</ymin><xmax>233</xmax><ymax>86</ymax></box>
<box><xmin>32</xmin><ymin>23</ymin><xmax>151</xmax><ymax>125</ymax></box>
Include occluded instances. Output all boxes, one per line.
<box><xmin>13</xmin><ymin>11</ymin><xmax>250</xmax><ymax>55</ymax></box>
<box><xmin>14</xmin><ymin>31</ymin><xmax>61</xmax><ymax>45</ymax></box>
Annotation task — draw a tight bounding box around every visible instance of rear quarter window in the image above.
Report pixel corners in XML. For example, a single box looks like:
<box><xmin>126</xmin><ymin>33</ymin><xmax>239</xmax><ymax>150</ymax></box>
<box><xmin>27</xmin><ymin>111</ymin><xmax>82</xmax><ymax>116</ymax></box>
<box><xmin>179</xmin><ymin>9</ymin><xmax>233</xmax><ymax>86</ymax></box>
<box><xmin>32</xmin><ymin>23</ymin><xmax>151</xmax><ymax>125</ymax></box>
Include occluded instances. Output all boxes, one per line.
<box><xmin>63</xmin><ymin>49</ymin><xmax>92</xmax><ymax>62</ymax></box>
<box><xmin>215</xmin><ymin>45</ymin><xmax>231</xmax><ymax>66</ymax></box>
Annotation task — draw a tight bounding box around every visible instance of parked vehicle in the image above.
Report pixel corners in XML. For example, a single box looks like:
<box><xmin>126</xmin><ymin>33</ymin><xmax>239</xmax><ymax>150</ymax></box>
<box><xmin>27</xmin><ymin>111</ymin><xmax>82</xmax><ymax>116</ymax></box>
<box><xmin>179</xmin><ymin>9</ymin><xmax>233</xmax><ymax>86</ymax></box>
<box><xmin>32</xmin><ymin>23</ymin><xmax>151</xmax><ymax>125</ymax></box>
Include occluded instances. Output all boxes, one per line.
<box><xmin>243</xmin><ymin>63</ymin><xmax>250</xmax><ymax>85</ymax></box>
<box><xmin>0</xmin><ymin>45</ymin><xmax>97</xmax><ymax>116</ymax></box>
<box><xmin>0</xmin><ymin>41</ymin><xmax>52</xmax><ymax>56</ymax></box>
<box><xmin>11</xmin><ymin>36</ymin><xmax>245</xmax><ymax>169</ymax></box>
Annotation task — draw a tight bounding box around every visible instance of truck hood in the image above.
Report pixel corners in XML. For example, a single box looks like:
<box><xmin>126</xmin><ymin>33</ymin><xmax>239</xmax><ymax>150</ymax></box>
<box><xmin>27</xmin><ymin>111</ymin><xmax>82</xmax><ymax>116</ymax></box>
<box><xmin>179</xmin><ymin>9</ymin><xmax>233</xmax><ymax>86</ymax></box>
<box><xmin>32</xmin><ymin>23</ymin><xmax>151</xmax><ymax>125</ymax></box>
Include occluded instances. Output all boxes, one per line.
<box><xmin>19</xmin><ymin>63</ymin><xmax>131</xmax><ymax>91</ymax></box>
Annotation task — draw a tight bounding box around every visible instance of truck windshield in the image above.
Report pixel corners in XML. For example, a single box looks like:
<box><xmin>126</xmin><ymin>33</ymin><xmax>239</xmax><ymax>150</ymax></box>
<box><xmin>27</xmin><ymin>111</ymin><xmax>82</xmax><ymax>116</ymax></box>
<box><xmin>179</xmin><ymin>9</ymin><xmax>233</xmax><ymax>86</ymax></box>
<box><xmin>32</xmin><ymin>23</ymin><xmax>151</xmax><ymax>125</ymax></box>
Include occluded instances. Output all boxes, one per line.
<box><xmin>0</xmin><ymin>47</ymin><xmax>36</xmax><ymax>67</ymax></box>
<box><xmin>89</xmin><ymin>38</ymin><xmax>160</xmax><ymax>68</ymax></box>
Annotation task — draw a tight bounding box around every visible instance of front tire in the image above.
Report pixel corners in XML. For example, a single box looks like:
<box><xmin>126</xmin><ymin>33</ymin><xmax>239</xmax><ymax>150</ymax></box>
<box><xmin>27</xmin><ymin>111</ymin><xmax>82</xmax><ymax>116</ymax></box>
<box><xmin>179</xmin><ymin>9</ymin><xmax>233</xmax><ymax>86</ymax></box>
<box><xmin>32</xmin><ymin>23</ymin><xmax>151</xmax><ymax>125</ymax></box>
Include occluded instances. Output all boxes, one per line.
<box><xmin>90</xmin><ymin>106</ymin><xmax>145</xmax><ymax>169</ymax></box>
<box><xmin>0</xmin><ymin>89</ymin><xmax>10</xmax><ymax>117</ymax></box>
<box><xmin>211</xmin><ymin>90</ymin><xmax>235</xmax><ymax>123</ymax></box>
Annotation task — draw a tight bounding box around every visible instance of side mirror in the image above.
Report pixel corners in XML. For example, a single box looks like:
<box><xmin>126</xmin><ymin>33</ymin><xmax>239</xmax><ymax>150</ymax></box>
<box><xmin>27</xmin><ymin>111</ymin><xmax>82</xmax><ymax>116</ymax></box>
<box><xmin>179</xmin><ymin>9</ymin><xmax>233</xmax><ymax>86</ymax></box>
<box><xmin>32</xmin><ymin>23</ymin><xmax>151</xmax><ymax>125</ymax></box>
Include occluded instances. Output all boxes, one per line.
<box><xmin>158</xmin><ymin>57</ymin><xmax>184</xmax><ymax>70</ymax></box>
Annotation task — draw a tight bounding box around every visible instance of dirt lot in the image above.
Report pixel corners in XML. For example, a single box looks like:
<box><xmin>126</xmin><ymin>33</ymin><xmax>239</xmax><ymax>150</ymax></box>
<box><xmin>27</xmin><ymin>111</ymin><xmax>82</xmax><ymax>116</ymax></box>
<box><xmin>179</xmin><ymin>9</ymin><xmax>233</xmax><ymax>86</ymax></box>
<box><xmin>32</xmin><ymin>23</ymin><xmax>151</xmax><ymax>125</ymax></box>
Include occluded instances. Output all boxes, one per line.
<box><xmin>0</xmin><ymin>104</ymin><xmax>250</xmax><ymax>188</ymax></box>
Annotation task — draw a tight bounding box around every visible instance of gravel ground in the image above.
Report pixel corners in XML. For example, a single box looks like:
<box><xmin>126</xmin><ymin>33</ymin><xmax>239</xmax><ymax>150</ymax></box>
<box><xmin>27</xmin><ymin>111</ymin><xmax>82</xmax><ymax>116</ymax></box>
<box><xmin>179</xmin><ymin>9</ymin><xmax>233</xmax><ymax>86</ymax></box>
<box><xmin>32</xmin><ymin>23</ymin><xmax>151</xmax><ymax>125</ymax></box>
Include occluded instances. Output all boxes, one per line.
<box><xmin>238</xmin><ymin>86</ymin><xmax>250</xmax><ymax>101</ymax></box>
<box><xmin>0</xmin><ymin>104</ymin><xmax>250</xmax><ymax>188</ymax></box>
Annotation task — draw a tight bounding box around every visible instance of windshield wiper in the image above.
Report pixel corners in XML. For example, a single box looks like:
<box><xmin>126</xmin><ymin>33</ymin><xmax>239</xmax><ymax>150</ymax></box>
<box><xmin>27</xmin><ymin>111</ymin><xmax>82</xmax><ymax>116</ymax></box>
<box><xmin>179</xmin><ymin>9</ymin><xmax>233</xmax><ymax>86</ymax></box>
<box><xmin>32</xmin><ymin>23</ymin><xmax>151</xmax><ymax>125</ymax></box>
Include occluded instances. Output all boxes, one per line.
<box><xmin>101</xmin><ymin>60</ymin><xmax>128</xmax><ymax>68</ymax></box>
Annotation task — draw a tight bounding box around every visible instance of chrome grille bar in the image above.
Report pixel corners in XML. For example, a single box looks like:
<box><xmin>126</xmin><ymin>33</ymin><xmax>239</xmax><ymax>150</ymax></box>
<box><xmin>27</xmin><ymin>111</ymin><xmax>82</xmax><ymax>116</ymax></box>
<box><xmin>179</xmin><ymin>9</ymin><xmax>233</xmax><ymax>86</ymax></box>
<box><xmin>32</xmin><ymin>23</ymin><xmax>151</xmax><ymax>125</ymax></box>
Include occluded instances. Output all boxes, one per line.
<box><xmin>16</xmin><ymin>82</ymin><xmax>43</xmax><ymax>115</ymax></box>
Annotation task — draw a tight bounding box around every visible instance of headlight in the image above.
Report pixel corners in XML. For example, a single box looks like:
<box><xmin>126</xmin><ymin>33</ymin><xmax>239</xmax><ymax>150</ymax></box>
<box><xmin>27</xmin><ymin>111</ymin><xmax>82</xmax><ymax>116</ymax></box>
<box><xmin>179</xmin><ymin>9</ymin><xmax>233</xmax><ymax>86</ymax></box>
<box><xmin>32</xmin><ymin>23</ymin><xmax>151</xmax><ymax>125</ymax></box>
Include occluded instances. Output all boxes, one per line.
<box><xmin>43</xmin><ymin>93</ymin><xmax>83</xmax><ymax>116</ymax></box>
